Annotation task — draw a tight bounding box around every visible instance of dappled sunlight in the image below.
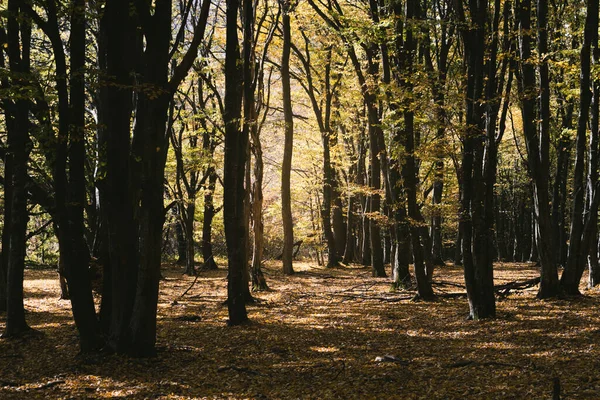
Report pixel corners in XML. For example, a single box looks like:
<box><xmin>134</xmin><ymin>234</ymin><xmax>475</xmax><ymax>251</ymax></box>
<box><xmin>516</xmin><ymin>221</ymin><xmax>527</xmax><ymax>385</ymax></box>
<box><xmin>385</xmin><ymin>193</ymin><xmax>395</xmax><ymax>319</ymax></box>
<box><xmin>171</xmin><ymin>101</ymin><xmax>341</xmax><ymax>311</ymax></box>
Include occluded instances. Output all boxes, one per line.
<box><xmin>2</xmin><ymin>261</ymin><xmax>600</xmax><ymax>398</ymax></box>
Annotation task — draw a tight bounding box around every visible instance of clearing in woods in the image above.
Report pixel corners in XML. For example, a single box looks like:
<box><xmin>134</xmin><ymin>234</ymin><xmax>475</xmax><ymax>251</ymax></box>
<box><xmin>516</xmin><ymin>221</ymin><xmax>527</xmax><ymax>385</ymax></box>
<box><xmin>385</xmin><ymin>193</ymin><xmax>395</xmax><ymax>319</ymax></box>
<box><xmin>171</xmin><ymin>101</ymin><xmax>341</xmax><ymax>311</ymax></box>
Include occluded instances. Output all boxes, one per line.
<box><xmin>0</xmin><ymin>261</ymin><xmax>598</xmax><ymax>399</ymax></box>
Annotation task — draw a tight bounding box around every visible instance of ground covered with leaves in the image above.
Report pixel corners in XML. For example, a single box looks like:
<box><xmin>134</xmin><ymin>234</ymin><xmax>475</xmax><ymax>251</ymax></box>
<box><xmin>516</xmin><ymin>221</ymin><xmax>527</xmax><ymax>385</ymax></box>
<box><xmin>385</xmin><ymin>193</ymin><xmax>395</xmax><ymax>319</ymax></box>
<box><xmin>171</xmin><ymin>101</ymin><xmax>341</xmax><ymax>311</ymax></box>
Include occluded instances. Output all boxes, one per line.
<box><xmin>1</xmin><ymin>261</ymin><xmax>599</xmax><ymax>399</ymax></box>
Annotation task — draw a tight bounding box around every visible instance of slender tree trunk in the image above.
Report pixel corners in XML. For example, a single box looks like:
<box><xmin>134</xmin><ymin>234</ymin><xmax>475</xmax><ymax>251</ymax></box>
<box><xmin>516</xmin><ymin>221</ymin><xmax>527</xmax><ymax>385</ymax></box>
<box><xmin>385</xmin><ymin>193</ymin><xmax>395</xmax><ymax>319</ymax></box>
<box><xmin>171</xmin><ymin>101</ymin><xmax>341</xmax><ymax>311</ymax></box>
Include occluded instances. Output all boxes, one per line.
<box><xmin>202</xmin><ymin>167</ymin><xmax>218</xmax><ymax>270</ymax></box>
<box><xmin>64</xmin><ymin>0</ymin><xmax>102</xmax><ymax>351</ymax></box>
<box><xmin>244</xmin><ymin>0</ymin><xmax>267</xmax><ymax>292</ymax></box>
<box><xmin>517</xmin><ymin>0</ymin><xmax>560</xmax><ymax>298</ymax></box>
<box><xmin>175</xmin><ymin>214</ymin><xmax>187</xmax><ymax>265</ymax></box>
<box><xmin>587</xmin><ymin>3</ymin><xmax>600</xmax><ymax>287</ymax></box>
<box><xmin>561</xmin><ymin>0</ymin><xmax>598</xmax><ymax>295</ymax></box>
<box><xmin>0</xmin><ymin>148</ymin><xmax>12</xmax><ymax>312</ymax></box>
<box><xmin>342</xmin><ymin>184</ymin><xmax>356</xmax><ymax>264</ymax></box>
<box><xmin>184</xmin><ymin>200</ymin><xmax>196</xmax><ymax>275</ymax></box>
<box><xmin>4</xmin><ymin>0</ymin><xmax>32</xmax><ymax>337</ymax></box>
<box><xmin>322</xmin><ymin>133</ymin><xmax>339</xmax><ymax>267</ymax></box>
<box><xmin>332</xmin><ymin>179</ymin><xmax>346</xmax><ymax>258</ymax></box>
<box><xmin>281</xmin><ymin>0</ymin><xmax>294</xmax><ymax>275</ymax></box>
<box><xmin>0</xmin><ymin>35</ymin><xmax>13</xmax><ymax>312</ymax></box>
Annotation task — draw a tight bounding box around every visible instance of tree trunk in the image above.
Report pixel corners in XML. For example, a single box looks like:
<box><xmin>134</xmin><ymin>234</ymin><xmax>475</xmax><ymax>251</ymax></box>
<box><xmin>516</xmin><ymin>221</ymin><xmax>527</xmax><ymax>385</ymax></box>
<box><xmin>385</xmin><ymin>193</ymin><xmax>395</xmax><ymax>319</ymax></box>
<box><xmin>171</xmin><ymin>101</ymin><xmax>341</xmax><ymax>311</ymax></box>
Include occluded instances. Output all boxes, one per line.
<box><xmin>64</xmin><ymin>0</ymin><xmax>102</xmax><ymax>351</ymax></box>
<box><xmin>175</xmin><ymin>214</ymin><xmax>187</xmax><ymax>266</ymax></box>
<box><xmin>457</xmin><ymin>0</ymin><xmax>497</xmax><ymax>318</ymax></box>
<box><xmin>184</xmin><ymin>200</ymin><xmax>196</xmax><ymax>275</ymax></box>
<box><xmin>561</xmin><ymin>0</ymin><xmax>598</xmax><ymax>295</ymax></box>
<box><xmin>202</xmin><ymin>167</ymin><xmax>218</xmax><ymax>270</ymax></box>
<box><xmin>224</xmin><ymin>0</ymin><xmax>249</xmax><ymax>324</ymax></box>
<box><xmin>321</xmin><ymin>132</ymin><xmax>339</xmax><ymax>267</ymax></box>
<box><xmin>3</xmin><ymin>0</ymin><xmax>32</xmax><ymax>337</ymax></box>
<box><xmin>244</xmin><ymin>0</ymin><xmax>267</xmax><ymax>292</ymax></box>
<box><xmin>517</xmin><ymin>0</ymin><xmax>560</xmax><ymax>298</ymax></box>
<box><xmin>587</xmin><ymin>2</ymin><xmax>600</xmax><ymax>287</ymax></box>
<box><xmin>332</xmin><ymin>178</ymin><xmax>346</xmax><ymax>258</ymax></box>
<box><xmin>99</xmin><ymin>0</ymin><xmax>140</xmax><ymax>353</ymax></box>
<box><xmin>281</xmin><ymin>1</ymin><xmax>295</xmax><ymax>275</ymax></box>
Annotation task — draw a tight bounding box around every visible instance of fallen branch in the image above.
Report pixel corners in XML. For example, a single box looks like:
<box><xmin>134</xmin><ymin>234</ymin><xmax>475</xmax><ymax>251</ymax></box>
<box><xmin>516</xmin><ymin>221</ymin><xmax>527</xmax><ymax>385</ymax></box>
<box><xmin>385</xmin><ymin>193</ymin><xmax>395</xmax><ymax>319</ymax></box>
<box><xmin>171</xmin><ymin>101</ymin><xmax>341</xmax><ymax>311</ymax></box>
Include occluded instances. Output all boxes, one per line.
<box><xmin>436</xmin><ymin>277</ymin><xmax>541</xmax><ymax>299</ymax></box>
<box><xmin>171</xmin><ymin>257</ymin><xmax>215</xmax><ymax>305</ymax></box>
<box><xmin>494</xmin><ymin>277</ymin><xmax>541</xmax><ymax>295</ymax></box>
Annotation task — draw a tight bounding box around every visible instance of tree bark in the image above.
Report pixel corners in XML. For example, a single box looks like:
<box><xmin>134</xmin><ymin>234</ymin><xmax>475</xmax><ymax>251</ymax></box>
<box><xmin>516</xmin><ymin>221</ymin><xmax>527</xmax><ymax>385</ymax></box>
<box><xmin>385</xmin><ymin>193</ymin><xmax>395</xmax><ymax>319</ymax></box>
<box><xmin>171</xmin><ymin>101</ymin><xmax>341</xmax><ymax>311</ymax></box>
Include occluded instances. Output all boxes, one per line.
<box><xmin>560</xmin><ymin>0</ymin><xmax>598</xmax><ymax>295</ymax></box>
<box><xmin>3</xmin><ymin>0</ymin><xmax>32</xmax><ymax>337</ymax></box>
<box><xmin>224</xmin><ymin>0</ymin><xmax>249</xmax><ymax>324</ymax></box>
<box><xmin>516</xmin><ymin>0</ymin><xmax>560</xmax><ymax>298</ymax></box>
<box><xmin>281</xmin><ymin>0</ymin><xmax>295</xmax><ymax>275</ymax></box>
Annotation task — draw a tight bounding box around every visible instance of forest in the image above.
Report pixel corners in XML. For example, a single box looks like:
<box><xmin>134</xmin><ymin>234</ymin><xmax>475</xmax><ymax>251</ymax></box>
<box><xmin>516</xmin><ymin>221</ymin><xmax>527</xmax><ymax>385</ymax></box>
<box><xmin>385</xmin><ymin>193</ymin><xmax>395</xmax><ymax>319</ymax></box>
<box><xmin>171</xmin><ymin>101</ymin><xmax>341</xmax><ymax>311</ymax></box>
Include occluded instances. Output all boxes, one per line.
<box><xmin>2</xmin><ymin>0</ymin><xmax>600</xmax><ymax>398</ymax></box>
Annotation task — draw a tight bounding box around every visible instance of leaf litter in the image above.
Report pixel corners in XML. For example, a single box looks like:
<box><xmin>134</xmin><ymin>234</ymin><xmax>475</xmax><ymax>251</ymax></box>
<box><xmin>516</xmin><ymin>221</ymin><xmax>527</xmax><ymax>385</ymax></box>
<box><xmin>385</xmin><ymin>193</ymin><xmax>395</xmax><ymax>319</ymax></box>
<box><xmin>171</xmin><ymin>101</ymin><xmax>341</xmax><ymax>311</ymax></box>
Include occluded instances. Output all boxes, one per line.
<box><xmin>0</xmin><ymin>261</ymin><xmax>599</xmax><ymax>399</ymax></box>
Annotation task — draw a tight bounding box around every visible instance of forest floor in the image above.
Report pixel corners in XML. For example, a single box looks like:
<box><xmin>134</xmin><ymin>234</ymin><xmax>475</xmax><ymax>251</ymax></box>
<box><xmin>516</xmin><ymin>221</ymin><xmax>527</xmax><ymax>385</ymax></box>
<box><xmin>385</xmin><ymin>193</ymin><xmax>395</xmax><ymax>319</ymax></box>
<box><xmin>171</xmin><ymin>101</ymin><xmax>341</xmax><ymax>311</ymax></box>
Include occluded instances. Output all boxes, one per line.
<box><xmin>1</xmin><ymin>261</ymin><xmax>600</xmax><ymax>399</ymax></box>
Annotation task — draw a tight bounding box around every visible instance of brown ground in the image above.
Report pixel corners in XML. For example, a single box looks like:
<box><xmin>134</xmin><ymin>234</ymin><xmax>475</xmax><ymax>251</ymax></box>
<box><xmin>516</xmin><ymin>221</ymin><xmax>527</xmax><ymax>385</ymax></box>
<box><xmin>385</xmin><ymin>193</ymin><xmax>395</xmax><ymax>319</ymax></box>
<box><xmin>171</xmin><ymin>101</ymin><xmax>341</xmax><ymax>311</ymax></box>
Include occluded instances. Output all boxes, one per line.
<box><xmin>0</xmin><ymin>261</ymin><xmax>599</xmax><ymax>399</ymax></box>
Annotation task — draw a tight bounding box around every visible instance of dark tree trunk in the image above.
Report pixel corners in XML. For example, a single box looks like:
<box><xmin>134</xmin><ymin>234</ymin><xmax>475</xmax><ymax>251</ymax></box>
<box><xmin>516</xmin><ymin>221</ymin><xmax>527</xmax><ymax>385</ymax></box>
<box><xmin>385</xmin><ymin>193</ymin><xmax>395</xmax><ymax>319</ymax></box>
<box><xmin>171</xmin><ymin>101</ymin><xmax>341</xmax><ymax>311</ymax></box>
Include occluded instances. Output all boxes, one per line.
<box><xmin>332</xmin><ymin>178</ymin><xmax>346</xmax><ymax>258</ymax></box>
<box><xmin>322</xmin><ymin>133</ymin><xmax>339</xmax><ymax>267</ymax></box>
<box><xmin>99</xmin><ymin>0</ymin><xmax>139</xmax><ymax>353</ymax></box>
<box><xmin>561</xmin><ymin>0</ymin><xmax>598</xmax><ymax>295</ymax></box>
<box><xmin>392</xmin><ymin>0</ymin><xmax>431</xmax><ymax>297</ymax></box>
<box><xmin>33</xmin><ymin>0</ymin><xmax>101</xmax><ymax>350</ymax></box>
<box><xmin>281</xmin><ymin>0</ymin><xmax>295</xmax><ymax>275</ymax></box>
<box><xmin>588</xmin><ymin>58</ymin><xmax>600</xmax><ymax>286</ymax></box>
<box><xmin>366</xmin><ymin>92</ymin><xmax>386</xmax><ymax>277</ymax></box>
<box><xmin>184</xmin><ymin>200</ymin><xmax>196</xmax><ymax>275</ymax></box>
<box><xmin>3</xmin><ymin>0</ymin><xmax>32</xmax><ymax>337</ymax></box>
<box><xmin>244</xmin><ymin>0</ymin><xmax>268</xmax><ymax>292</ymax></box>
<box><xmin>517</xmin><ymin>0</ymin><xmax>560</xmax><ymax>298</ymax></box>
<box><xmin>342</xmin><ymin>179</ymin><xmax>357</xmax><ymax>264</ymax></box>
<box><xmin>64</xmin><ymin>0</ymin><xmax>102</xmax><ymax>351</ymax></box>
<box><xmin>0</xmin><ymin>29</ymin><xmax>13</xmax><ymax>312</ymax></box>
<box><xmin>457</xmin><ymin>0</ymin><xmax>499</xmax><ymax>319</ymax></box>
<box><xmin>0</xmin><ymin>150</ymin><xmax>12</xmax><ymax>312</ymax></box>
<box><xmin>224</xmin><ymin>0</ymin><xmax>249</xmax><ymax>324</ymax></box>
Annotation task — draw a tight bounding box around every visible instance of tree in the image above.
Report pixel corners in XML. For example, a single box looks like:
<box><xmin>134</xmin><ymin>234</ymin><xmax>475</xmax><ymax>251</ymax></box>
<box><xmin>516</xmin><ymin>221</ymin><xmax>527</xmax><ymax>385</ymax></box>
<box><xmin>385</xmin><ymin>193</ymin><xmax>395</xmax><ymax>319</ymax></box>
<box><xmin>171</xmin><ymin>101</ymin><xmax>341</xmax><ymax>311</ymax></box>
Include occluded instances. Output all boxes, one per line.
<box><xmin>224</xmin><ymin>0</ymin><xmax>249</xmax><ymax>324</ymax></box>
<box><xmin>560</xmin><ymin>0</ymin><xmax>599</xmax><ymax>295</ymax></box>
<box><xmin>280</xmin><ymin>0</ymin><xmax>295</xmax><ymax>276</ymax></box>
<box><xmin>96</xmin><ymin>0</ymin><xmax>210</xmax><ymax>355</ymax></box>
<box><xmin>2</xmin><ymin>0</ymin><xmax>32</xmax><ymax>336</ymax></box>
<box><xmin>455</xmin><ymin>0</ymin><xmax>511</xmax><ymax>318</ymax></box>
<box><xmin>290</xmin><ymin>32</ymin><xmax>343</xmax><ymax>268</ymax></box>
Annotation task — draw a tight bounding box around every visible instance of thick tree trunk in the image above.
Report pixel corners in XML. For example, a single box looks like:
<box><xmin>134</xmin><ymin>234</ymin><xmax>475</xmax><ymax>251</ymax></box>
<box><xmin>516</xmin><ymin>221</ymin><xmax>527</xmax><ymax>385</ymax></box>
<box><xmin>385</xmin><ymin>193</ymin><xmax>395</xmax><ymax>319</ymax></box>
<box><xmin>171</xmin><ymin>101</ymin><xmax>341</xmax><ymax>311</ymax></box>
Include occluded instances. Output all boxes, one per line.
<box><xmin>99</xmin><ymin>0</ymin><xmax>139</xmax><ymax>352</ymax></box>
<box><xmin>224</xmin><ymin>0</ymin><xmax>249</xmax><ymax>324</ymax></box>
<box><xmin>458</xmin><ymin>0</ymin><xmax>497</xmax><ymax>318</ymax></box>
